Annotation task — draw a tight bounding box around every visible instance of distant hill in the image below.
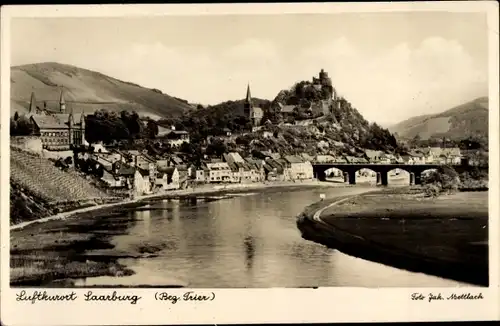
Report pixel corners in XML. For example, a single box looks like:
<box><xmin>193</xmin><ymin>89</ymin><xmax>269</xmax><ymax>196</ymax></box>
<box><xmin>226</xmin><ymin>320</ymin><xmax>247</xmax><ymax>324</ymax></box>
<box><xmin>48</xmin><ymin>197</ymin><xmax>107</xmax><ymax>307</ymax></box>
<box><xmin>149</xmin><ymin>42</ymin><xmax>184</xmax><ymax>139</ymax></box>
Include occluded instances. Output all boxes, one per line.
<box><xmin>389</xmin><ymin>97</ymin><xmax>489</xmax><ymax>140</ymax></box>
<box><xmin>10</xmin><ymin>62</ymin><xmax>194</xmax><ymax>119</ymax></box>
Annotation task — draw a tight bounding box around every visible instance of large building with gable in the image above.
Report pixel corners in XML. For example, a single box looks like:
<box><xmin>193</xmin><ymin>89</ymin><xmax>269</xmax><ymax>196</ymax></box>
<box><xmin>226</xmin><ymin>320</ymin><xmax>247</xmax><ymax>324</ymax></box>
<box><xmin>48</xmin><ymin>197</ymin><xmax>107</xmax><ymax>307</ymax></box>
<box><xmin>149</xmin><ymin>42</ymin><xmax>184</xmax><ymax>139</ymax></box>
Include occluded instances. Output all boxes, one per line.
<box><xmin>26</xmin><ymin>89</ymin><xmax>87</xmax><ymax>151</ymax></box>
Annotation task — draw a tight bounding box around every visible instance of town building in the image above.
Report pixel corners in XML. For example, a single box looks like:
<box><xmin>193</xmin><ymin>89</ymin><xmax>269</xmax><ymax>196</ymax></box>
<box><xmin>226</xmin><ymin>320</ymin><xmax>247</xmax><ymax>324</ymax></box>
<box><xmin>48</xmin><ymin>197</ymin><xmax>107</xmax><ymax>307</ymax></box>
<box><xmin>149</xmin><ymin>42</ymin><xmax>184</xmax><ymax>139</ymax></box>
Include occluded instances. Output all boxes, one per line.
<box><xmin>156</xmin><ymin>167</ymin><xmax>180</xmax><ymax>190</ymax></box>
<box><xmin>223</xmin><ymin>152</ymin><xmax>252</xmax><ymax>183</ymax></box>
<box><xmin>245</xmin><ymin>158</ymin><xmax>266</xmax><ymax>182</ymax></box>
<box><xmin>365</xmin><ymin>150</ymin><xmax>384</xmax><ymax>163</ymax></box>
<box><xmin>409</xmin><ymin>150</ymin><xmax>426</xmax><ymax>164</ymax></box>
<box><xmin>134</xmin><ymin>168</ymin><xmax>152</xmax><ymax>195</ymax></box>
<box><xmin>27</xmin><ymin>90</ymin><xmax>87</xmax><ymax>151</ymax></box>
<box><xmin>243</xmin><ymin>84</ymin><xmax>264</xmax><ymax>127</ymax></box>
<box><xmin>100</xmin><ymin>161</ymin><xmax>135</xmax><ymax>189</ymax></box>
<box><xmin>263</xmin><ymin>159</ymin><xmax>286</xmax><ymax>181</ymax></box>
<box><xmin>283</xmin><ymin>155</ymin><xmax>314</xmax><ymax>180</ymax></box>
<box><xmin>441</xmin><ymin>148</ymin><xmax>462</xmax><ymax>165</ymax></box>
<box><xmin>401</xmin><ymin>154</ymin><xmax>416</xmax><ymax>165</ymax></box>
<box><xmin>278</xmin><ymin>103</ymin><xmax>296</xmax><ymax>122</ymax></box>
<box><xmin>158</xmin><ymin>126</ymin><xmax>190</xmax><ymax>147</ymax></box>
<box><xmin>193</xmin><ymin>164</ymin><xmax>210</xmax><ymax>183</ymax></box>
<box><xmin>206</xmin><ymin>162</ymin><xmax>232</xmax><ymax>183</ymax></box>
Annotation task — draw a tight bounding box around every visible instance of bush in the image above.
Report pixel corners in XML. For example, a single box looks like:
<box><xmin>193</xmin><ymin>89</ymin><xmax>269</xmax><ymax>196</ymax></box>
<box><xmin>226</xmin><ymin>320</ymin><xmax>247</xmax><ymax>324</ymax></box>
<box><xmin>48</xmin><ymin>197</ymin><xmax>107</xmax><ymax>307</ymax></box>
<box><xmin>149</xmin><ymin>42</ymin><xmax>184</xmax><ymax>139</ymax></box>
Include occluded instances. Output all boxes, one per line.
<box><xmin>422</xmin><ymin>165</ymin><xmax>460</xmax><ymax>195</ymax></box>
<box><xmin>459</xmin><ymin>170</ymin><xmax>489</xmax><ymax>191</ymax></box>
<box><xmin>423</xmin><ymin>184</ymin><xmax>441</xmax><ymax>198</ymax></box>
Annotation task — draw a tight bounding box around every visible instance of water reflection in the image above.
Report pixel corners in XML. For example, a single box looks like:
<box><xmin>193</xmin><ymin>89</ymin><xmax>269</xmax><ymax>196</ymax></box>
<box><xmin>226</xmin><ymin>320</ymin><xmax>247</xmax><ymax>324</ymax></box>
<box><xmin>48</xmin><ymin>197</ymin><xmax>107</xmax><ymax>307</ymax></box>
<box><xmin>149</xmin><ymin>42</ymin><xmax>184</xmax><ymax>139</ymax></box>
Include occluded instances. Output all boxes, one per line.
<box><xmin>244</xmin><ymin>235</ymin><xmax>255</xmax><ymax>270</ymax></box>
<box><xmin>97</xmin><ymin>186</ymin><xmax>468</xmax><ymax>288</ymax></box>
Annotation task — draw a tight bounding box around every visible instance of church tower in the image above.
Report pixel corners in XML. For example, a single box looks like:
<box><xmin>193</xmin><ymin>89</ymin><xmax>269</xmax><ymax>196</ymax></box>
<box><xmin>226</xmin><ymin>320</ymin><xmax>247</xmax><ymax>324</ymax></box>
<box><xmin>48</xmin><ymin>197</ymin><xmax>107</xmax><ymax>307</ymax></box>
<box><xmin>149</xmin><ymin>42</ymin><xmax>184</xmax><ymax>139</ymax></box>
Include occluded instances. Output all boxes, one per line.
<box><xmin>29</xmin><ymin>92</ymin><xmax>36</xmax><ymax>114</ymax></box>
<box><xmin>59</xmin><ymin>88</ymin><xmax>66</xmax><ymax>113</ymax></box>
<box><xmin>68</xmin><ymin>106</ymin><xmax>74</xmax><ymax>145</ymax></box>
<box><xmin>243</xmin><ymin>83</ymin><xmax>253</xmax><ymax>119</ymax></box>
<box><xmin>80</xmin><ymin>110</ymin><xmax>86</xmax><ymax>146</ymax></box>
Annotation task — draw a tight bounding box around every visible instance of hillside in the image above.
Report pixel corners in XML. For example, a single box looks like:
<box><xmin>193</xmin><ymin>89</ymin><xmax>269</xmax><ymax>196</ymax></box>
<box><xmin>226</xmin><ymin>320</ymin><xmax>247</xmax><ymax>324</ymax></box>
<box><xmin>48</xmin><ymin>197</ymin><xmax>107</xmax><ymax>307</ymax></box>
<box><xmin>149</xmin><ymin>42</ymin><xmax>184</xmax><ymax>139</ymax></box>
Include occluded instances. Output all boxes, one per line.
<box><xmin>159</xmin><ymin>70</ymin><xmax>400</xmax><ymax>158</ymax></box>
<box><xmin>10</xmin><ymin>147</ymin><xmax>112</xmax><ymax>224</ymax></box>
<box><xmin>389</xmin><ymin>97</ymin><xmax>489</xmax><ymax>140</ymax></box>
<box><xmin>10</xmin><ymin>62</ymin><xmax>194</xmax><ymax>119</ymax></box>
<box><xmin>264</xmin><ymin>71</ymin><xmax>399</xmax><ymax>154</ymax></box>
<box><xmin>159</xmin><ymin>98</ymin><xmax>272</xmax><ymax>136</ymax></box>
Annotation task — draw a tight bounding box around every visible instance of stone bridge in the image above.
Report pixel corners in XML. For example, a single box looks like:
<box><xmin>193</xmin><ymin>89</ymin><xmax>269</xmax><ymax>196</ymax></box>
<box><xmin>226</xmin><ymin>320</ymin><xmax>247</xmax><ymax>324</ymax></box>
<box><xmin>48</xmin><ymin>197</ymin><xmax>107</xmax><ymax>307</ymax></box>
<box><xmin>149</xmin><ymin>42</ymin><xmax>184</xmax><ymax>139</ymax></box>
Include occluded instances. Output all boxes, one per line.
<box><xmin>312</xmin><ymin>163</ymin><xmax>483</xmax><ymax>185</ymax></box>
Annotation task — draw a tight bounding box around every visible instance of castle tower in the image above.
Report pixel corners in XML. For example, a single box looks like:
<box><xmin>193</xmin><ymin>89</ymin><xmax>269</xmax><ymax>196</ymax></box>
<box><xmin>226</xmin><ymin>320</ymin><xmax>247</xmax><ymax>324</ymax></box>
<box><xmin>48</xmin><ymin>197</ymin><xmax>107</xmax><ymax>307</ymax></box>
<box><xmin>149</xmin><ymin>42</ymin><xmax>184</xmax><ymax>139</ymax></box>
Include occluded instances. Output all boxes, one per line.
<box><xmin>59</xmin><ymin>88</ymin><xmax>66</xmax><ymax>113</ymax></box>
<box><xmin>319</xmin><ymin>69</ymin><xmax>326</xmax><ymax>81</ymax></box>
<box><xmin>29</xmin><ymin>92</ymin><xmax>36</xmax><ymax>114</ymax></box>
<box><xmin>243</xmin><ymin>83</ymin><xmax>252</xmax><ymax>118</ymax></box>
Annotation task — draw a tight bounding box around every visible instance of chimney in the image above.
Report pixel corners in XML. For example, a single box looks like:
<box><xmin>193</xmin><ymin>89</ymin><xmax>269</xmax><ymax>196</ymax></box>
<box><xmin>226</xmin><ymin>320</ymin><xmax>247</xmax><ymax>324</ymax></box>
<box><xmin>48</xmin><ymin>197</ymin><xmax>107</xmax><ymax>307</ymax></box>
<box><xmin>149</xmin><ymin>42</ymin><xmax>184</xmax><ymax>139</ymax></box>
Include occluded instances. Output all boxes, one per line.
<box><xmin>135</xmin><ymin>155</ymin><xmax>138</xmax><ymax>168</ymax></box>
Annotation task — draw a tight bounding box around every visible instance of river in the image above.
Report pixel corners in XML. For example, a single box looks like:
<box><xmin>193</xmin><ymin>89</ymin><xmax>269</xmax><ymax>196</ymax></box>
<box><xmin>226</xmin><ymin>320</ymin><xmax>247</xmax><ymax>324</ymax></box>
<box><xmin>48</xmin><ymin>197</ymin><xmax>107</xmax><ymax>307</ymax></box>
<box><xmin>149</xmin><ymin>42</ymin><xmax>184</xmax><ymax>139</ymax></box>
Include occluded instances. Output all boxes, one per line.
<box><xmin>76</xmin><ymin>182</ymin><xmax>469</xmax><ymax>288</ymax></box>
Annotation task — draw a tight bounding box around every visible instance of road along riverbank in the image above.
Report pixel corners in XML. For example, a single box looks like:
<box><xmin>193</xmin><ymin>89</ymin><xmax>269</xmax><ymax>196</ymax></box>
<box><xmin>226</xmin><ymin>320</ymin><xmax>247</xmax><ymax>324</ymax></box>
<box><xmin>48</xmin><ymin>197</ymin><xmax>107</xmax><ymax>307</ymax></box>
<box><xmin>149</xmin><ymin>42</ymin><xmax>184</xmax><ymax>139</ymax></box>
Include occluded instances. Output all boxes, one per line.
<box><xmin>296</xmin><ymin>187</ymin><xmax>489</xmax><ymax>286</ymax></box>
<box><xmin>10</xmin><ymin>180</ymin><xmax>356</xmax><ymax>287</ymax></box>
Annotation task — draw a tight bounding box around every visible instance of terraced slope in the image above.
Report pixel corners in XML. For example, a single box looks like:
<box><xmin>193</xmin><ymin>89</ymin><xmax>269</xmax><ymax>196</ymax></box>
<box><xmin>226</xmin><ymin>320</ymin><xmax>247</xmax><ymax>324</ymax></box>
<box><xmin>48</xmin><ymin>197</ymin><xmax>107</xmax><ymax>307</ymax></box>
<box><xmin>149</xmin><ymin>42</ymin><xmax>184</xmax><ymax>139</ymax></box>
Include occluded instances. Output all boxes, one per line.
<box><xmin>10</xmin><ymin>147</ymin><xmax>108</xmax><ymax>204</ymax></box>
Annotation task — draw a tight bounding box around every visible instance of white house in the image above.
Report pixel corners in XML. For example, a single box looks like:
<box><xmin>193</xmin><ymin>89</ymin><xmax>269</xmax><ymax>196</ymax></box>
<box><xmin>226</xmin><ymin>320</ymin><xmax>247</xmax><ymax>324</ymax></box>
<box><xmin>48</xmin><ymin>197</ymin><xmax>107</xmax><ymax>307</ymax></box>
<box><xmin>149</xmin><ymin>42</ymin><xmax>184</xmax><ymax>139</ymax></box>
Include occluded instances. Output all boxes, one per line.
<box><xmin>206</xmin><ymin>162</ymin><xmax>232</xmax><ymax>183</ymax></box>
<box><xmin>134</xmin><ymin>169</ymin><xmax>152</xmax><ymax>195</ymax></box>
<box><xmin>315</xmin><ymin>155</ymin><xmax>336</xmax><ymax>163</ymax></box>
<box><xmin>283</xmin><ymin>155</ymin><xmax>314</xmax><ymax>180</ymax></box>
<box><xmin>156</xmin><ymin>167</ymin><xmax>180</xmax><ymax>190</ymax></box>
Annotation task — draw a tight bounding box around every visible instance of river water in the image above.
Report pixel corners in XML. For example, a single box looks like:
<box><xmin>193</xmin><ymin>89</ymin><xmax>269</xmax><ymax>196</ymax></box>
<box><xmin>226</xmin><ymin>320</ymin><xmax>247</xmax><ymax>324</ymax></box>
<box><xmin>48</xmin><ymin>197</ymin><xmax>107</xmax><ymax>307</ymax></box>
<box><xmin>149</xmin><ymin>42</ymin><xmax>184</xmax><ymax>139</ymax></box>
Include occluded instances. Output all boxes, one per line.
<box><xmin>77</xmin><ymin>181</ymin><xmax>468</xmax><ymax>288</ymax></box>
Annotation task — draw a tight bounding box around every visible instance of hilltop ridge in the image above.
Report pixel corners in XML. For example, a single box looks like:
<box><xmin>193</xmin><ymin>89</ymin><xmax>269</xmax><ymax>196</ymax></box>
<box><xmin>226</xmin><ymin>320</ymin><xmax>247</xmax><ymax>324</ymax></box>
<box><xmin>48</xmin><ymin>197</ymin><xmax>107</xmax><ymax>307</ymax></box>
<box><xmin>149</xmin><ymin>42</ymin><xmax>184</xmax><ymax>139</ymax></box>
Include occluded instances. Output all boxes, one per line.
<box><xmin>389</xmin><ymin>97</ymin><xmax>488</xmax><ymax>140</ymax></box>
<box><xmin>10</xmin><ymin>62</ymin><xmax>194</xmax><ymax>119</ymax></box>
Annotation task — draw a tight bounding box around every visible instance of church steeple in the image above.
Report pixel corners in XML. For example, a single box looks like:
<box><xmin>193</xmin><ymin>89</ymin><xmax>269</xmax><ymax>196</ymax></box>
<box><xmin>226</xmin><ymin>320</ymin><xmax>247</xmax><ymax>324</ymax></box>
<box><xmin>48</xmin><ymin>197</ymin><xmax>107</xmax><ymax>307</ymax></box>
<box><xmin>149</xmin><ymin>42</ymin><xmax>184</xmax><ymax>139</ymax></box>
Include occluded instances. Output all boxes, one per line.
<box><xmin>243</xmin><ymin>83</ymin><xmax>253</xmax><ymax>119</ymax></box>
<box><xmin>68</xmin><ymin>105</ymin><xmax>74</xmax><ymax>125</ymax></box>
<box><xmin>59</xmin><ymin>88</ymin><xmax>66</xmax><ymax>113</ymax></box>
<box><xmin>29</xmin><ymin>92</ymin><xmax>36</xmax><ymax>114</ymax></box>
<box><xmin>245</xmin><ymin>83</ymin><xmax>252</xmax><ymax>106</ymax></box>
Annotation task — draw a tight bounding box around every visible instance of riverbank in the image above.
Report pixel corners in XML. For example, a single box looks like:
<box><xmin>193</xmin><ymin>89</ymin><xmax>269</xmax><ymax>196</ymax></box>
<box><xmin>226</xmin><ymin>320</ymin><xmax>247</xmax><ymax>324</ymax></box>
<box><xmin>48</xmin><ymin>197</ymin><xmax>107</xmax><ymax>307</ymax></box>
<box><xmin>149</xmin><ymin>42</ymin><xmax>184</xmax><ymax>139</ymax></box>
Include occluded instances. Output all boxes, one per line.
<box><xmin>296</xmin><ymin>187</ymin><xmax>489</xmax><ymax>286</ymax></box>
<box><xmin>11</xmin><ymin>179</ymin><xmax>352</xmax><ymax>231</ymax></box>
<box><xmin>10</xmin><ymin>179</ymin><xmax>349</xmax><ymax>286</ymax></box>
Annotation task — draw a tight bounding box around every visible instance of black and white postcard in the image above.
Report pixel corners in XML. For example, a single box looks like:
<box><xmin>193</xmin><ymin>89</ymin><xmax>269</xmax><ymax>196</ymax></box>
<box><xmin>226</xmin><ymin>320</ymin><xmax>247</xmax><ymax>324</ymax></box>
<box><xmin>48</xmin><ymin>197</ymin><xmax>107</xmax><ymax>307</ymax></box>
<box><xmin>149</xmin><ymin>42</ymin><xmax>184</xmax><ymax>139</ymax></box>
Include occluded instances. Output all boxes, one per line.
<box><xmin>1</xmin><ymin>2</ymin><xmax>499</xmax><ymax>325</ymax></box>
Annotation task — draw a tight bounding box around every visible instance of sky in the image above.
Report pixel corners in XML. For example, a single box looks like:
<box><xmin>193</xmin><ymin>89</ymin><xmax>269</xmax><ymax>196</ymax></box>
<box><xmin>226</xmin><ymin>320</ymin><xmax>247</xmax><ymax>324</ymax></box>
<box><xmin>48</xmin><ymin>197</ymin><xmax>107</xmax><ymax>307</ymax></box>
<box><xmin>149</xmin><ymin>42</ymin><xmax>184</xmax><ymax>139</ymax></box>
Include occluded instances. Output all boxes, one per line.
<box><xmin>10</xmin><ymin>12</ymin><xmax>489</xmax><ymax>126</ymax></box>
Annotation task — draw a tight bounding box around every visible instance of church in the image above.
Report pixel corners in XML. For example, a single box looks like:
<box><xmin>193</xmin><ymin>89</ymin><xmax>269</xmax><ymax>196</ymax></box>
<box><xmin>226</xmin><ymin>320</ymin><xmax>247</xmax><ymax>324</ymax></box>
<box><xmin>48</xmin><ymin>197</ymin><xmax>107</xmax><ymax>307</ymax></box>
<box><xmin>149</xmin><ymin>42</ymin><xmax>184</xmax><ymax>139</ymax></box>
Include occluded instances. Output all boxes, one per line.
<box><xmin>26</xmin><ymin>89</ymin><xmax>87</xmax><ymax>151</ymax></box>
<box><xmin>243</xmin><ymin>83</ymin><xmax>263</xmax><ymax>127</ymax></box>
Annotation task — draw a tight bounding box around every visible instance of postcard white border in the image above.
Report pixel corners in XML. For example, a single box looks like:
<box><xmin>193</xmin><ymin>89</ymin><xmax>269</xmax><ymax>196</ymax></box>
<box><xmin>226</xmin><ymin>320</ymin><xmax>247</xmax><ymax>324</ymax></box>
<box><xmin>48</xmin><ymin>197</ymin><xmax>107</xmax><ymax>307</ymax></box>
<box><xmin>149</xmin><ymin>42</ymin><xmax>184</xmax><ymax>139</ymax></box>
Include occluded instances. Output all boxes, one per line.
<box><xmin>1</xmin><ymin>2</ymin><xmax>499</xmax><ymax>325</ymax></box>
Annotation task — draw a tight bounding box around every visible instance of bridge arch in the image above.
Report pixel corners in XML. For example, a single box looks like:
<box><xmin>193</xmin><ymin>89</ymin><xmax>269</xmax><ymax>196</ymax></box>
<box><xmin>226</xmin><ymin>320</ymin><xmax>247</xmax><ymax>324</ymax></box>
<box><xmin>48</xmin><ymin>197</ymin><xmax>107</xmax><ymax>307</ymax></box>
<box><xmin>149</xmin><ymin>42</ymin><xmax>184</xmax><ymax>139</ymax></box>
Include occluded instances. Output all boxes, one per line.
<box><xmin>324</xmin><ymin>167</ymin><xmax>344</xmax><ymax>181</ymax></box>
<box><xmin>386</xmin><ymin>167</ymin><xmax>412</xmax><ymax>186</ymax></box>
<box><xmin>353</xmin><ymin>167</ymin><xmax>378</xmax><ymax>185</ymax></box>
<box><xmin>312</xmin><ymin>163</ymin><xmax>446</xmax><ymax>185</ymax></box>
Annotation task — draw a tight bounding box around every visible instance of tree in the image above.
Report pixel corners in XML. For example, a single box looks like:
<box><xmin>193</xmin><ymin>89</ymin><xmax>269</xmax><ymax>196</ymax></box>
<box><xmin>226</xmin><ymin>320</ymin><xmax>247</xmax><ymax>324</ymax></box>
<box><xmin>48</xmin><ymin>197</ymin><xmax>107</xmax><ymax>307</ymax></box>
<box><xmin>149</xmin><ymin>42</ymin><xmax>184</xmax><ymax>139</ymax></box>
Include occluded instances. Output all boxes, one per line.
<box><xmin>146</xmin><ymin>119</ymin><xmax>159</xmax><ymax>139</ymax></box>
<box><xmin>12</xmin><ymin>115</ymin><xmax>33</xmax><ymax>136</ymax></box>
<box><xmin>179</xmin><ymin>141</ymin><xmax>194</xmax><ymax>154</ymax></box>
<box><xmin>206</xmin><ymin>139</ymin><xmax>227</xmax><ymax>157</ymax></box>
<box><xmin>64</xmin><ymin>156</ymin><xmax>73</xmax><ymax>165</ymax></box>
<box><xmin>10</xmin><ymin>118</ymin><xmax>18</xmax><ymax>136</ymax></box>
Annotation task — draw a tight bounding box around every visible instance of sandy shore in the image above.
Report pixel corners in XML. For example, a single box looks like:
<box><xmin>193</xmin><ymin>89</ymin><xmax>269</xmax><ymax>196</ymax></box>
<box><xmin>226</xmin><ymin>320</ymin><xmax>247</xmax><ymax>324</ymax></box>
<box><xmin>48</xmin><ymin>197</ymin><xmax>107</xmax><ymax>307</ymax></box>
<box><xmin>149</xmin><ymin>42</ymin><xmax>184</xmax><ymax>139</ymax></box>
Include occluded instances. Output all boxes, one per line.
<box><xmin>10</xmin><ymin>179</ymin><xmax>346</xmax><ymax>231</ymax></box>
